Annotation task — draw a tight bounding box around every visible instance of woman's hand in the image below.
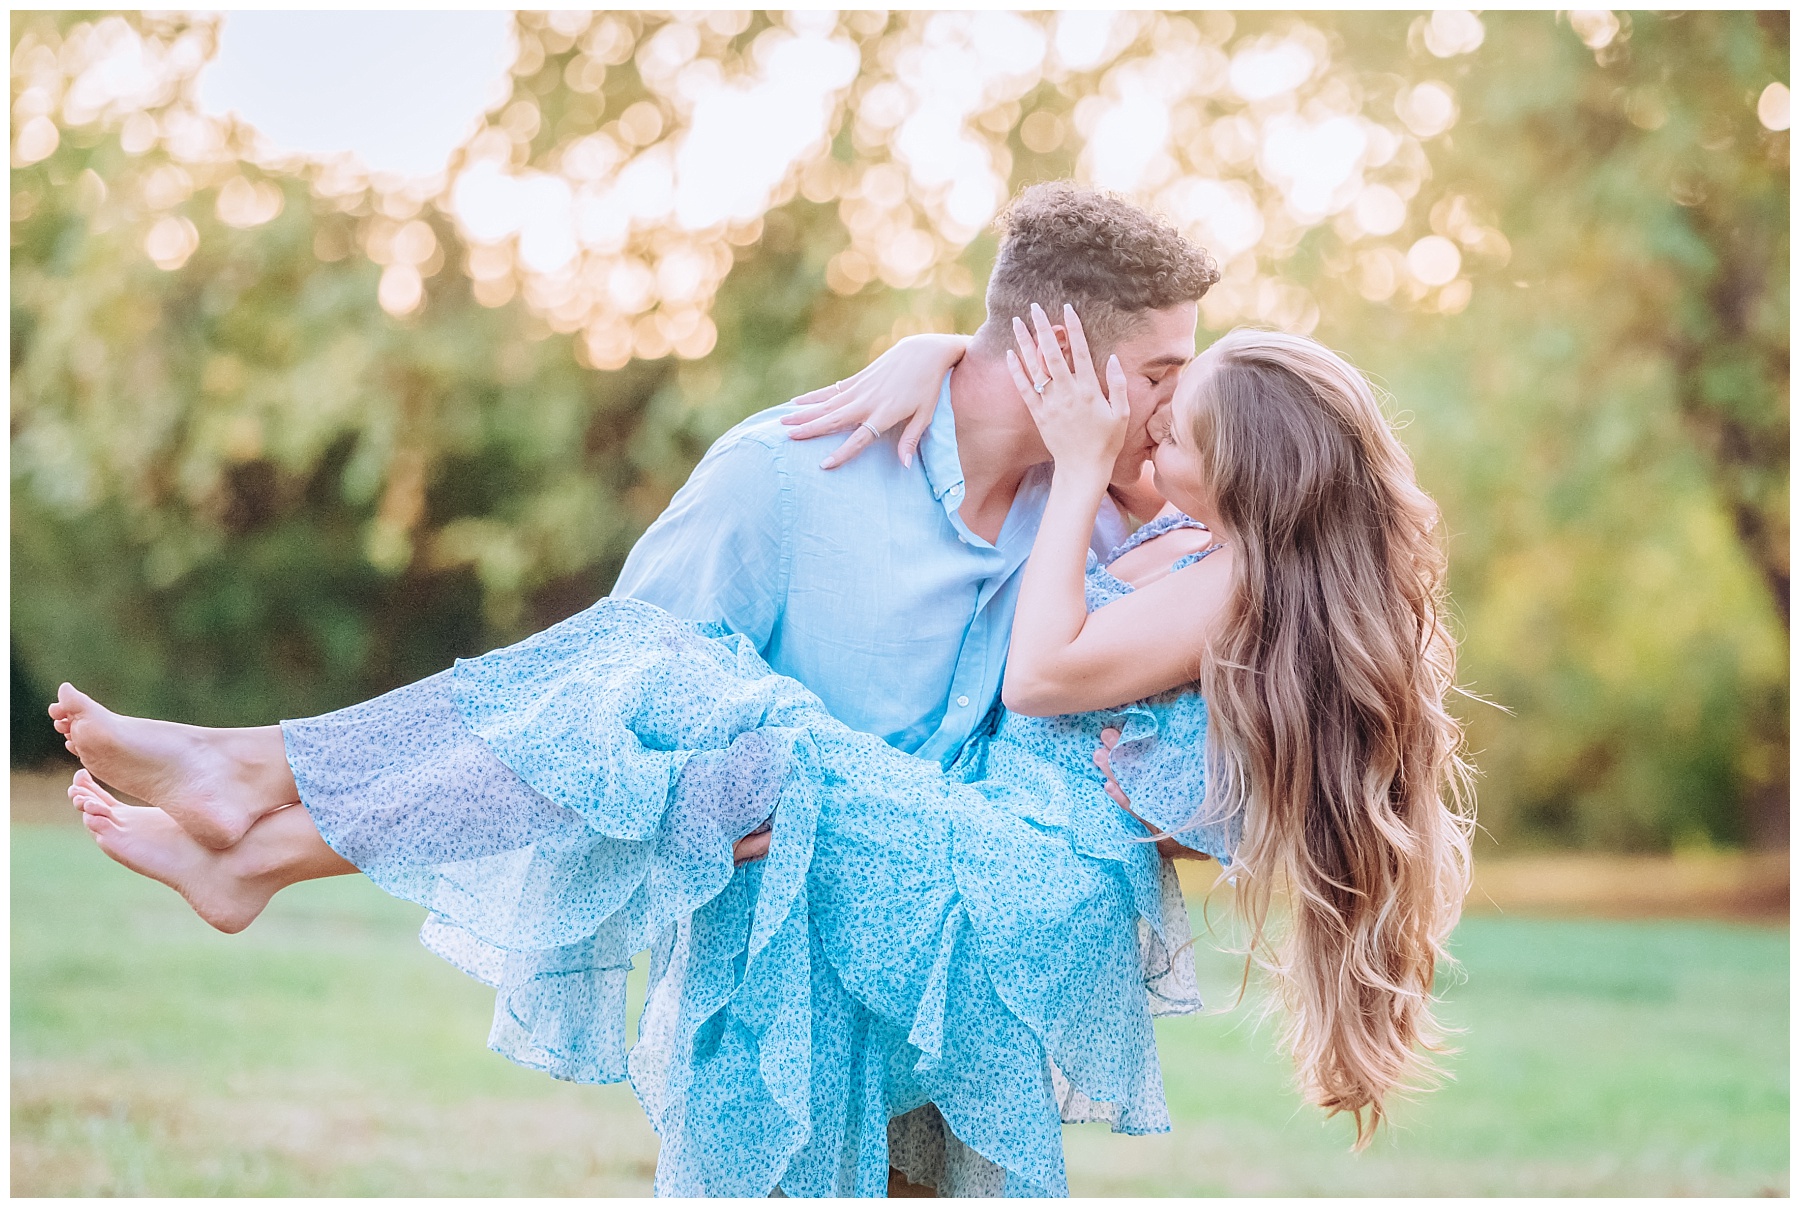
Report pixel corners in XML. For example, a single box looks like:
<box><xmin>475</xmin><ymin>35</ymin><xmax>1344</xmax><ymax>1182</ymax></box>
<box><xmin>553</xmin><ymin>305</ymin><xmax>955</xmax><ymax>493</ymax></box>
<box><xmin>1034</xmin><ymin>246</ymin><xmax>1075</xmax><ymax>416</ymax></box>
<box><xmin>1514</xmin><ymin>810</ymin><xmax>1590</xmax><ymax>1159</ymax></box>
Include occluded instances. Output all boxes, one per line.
<box><xmin>783</xmin><ymin>333</ymin><xmax>970</xmax><ymax>470</ymax></box>
<box><xmin>1005</xmin><ymin>302</ymin><xmax>1130</xmax><ymax>483</ymax></box>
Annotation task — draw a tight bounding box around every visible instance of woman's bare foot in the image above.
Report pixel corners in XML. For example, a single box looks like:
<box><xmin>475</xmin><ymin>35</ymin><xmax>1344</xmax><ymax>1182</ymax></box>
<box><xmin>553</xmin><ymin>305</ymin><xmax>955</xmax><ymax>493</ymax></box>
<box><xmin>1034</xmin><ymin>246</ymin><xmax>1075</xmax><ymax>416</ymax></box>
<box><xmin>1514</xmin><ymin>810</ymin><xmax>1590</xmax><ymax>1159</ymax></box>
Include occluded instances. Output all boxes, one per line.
<box><xmin>49</xmin><ymin>684</ymin><xmax>297</xmax><ymax>849</ymax></box>
<box><xmin>70</xmin><ymin>771</ymin><xmax>281</xmax><ymax>933</ymax></box>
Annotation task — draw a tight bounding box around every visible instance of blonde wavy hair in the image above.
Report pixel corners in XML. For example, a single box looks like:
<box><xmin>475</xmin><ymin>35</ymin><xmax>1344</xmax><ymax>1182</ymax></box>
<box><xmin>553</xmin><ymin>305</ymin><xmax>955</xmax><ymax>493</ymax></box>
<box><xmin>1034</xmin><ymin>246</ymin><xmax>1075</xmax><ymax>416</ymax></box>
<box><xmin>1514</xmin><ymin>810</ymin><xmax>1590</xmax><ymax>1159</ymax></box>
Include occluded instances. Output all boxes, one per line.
<box><xmin>1182</xmin><ymin>327</ymin><xmax>1475</xmax><ymax>1147</ymax></box>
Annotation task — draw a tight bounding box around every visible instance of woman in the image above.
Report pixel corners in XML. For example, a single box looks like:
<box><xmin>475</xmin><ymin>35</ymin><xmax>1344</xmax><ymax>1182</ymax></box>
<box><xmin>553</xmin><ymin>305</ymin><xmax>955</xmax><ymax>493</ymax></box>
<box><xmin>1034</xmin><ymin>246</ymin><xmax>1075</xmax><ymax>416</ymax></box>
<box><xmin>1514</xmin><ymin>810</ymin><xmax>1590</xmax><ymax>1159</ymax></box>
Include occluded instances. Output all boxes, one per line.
<box><xmin>53</xmin><ymin>312</ymin><xmax>1473</xmax><ymax>1196</ymax></box>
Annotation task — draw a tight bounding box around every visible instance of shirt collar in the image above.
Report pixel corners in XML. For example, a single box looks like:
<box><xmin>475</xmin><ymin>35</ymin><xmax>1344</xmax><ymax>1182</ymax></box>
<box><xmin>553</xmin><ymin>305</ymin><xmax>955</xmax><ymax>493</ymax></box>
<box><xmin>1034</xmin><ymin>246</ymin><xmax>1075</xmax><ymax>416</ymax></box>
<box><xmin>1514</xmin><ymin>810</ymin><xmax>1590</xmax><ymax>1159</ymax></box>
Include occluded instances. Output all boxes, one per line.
<box><xmin>917</xmin><ymin>369</ymin><xmax>1055</xmax><ymax>558</ymax></box>
<box><xmin>918</xmin><ymin>370</ymin><xmax>966</xmax><ymax>509</ymax></box>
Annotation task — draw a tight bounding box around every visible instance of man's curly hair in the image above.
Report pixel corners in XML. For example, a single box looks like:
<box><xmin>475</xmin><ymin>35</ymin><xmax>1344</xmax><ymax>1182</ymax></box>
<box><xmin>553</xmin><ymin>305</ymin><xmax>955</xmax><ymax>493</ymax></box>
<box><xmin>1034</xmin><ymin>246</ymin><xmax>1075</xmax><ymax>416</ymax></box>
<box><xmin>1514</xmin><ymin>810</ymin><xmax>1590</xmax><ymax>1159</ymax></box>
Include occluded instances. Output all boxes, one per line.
<box><xmin>976</xmin><ymin>182</ymin><xmax>1220</xmax><ymax>357</ymax></box>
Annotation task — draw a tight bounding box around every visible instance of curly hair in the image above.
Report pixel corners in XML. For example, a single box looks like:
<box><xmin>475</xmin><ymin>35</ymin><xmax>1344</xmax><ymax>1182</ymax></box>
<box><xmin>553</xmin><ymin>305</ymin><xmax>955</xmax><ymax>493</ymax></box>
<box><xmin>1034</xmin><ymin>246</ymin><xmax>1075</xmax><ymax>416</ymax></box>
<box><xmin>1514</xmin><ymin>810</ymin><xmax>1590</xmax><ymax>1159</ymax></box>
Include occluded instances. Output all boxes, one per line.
<box><xmin>1179</xmin><ymin>328</ymin><xmax>1475</xmax><ymax>1149</ymax></box>
<box><xmin>976</xmin><ymin>182</ymin><xmax>1220</xmax><ymax>356</ymax></box>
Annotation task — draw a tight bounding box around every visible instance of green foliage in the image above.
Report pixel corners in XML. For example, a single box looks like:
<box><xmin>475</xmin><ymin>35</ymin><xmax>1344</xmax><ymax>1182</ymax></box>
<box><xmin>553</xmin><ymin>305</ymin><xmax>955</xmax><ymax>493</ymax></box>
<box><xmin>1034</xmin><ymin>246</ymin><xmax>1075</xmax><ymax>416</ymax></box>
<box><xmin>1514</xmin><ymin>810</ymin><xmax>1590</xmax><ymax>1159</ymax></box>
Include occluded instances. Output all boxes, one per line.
<box><xmin>9</xmin><ymin>11</ymin><xmax>1788</xmax><ymax>850</ymax></box>
<box><xmin>1315</xmin><ymin>11</ymin><xmax>1789</xmax><ymax>848</ymax></box>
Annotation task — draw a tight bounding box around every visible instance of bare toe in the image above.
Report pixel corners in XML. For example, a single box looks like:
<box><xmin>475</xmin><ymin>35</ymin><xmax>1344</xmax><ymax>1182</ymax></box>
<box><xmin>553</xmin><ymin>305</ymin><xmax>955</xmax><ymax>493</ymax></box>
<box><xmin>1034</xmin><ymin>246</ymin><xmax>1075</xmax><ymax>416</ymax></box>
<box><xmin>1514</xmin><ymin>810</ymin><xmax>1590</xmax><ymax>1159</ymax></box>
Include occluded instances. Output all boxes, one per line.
<box><xmin>71</xmin><ymin>772</ymin><xmax>120</xmax><ymax>821</ymax></box>
<box><xmin>56</xmin><ymin>682</ymin><xmax>94</xmax><ymax>716</ymax></box>
<box><xmin>83</xmin><ymin>802</ymin><xmax>270</xmax><ymax>933</ymax></box>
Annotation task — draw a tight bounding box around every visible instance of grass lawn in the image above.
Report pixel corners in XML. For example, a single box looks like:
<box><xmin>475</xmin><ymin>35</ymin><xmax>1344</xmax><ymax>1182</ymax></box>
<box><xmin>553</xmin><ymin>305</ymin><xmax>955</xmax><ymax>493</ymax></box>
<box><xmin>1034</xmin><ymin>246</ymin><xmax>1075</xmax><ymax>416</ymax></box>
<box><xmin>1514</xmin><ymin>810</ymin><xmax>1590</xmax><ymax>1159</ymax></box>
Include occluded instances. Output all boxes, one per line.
<box><xmin>12</xmin><ymin>821</ymin><xmax>1789</xmax><ymax>1196</ymax></box>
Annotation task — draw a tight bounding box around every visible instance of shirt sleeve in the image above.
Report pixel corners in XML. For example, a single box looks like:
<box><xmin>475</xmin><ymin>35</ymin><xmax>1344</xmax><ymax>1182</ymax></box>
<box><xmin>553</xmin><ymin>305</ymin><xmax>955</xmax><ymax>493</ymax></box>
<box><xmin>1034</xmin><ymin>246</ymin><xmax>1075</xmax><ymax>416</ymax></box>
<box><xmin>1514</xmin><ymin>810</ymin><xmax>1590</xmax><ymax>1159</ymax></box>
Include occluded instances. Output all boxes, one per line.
<box><xmin>612</xmin><ymin>431</ymin><xmax>790</xmax><ymax>652</ymax></box>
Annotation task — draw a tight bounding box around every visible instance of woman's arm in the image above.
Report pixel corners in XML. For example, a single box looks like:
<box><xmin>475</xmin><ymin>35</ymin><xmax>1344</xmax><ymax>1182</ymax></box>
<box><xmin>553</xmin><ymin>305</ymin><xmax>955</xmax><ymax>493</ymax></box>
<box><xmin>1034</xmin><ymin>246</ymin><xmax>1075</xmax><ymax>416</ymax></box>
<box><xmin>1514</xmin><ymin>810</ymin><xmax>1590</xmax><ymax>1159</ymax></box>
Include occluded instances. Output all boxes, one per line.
<box><xmin>1001</xmin><ymin>305</ymin><xmax>1233</xmax><ymax>717</ymax></box>
<box><xmin>783</xmin><ymin>333</ymin><xmax>971</xmax><ymax>469</ymax></box>
<box><xmin>1004</xmin><ymin>548</ymin><xmax>1234</xmax><ymax>715</ymax></box>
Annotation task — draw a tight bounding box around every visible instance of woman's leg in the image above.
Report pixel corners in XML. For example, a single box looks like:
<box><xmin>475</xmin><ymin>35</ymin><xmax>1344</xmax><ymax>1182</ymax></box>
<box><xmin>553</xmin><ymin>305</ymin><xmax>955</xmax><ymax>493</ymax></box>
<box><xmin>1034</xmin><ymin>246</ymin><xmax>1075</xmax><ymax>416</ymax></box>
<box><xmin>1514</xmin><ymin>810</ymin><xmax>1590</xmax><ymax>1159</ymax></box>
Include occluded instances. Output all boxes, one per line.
<box><xmin>49</xmin><ymin>684</ymin><xmax>299</xmax><ymax>849</ymax></box>
<box><xmin>71</xmin><ymin>770</ymin><xmax>352</xmax><ymax>933</ymax></box>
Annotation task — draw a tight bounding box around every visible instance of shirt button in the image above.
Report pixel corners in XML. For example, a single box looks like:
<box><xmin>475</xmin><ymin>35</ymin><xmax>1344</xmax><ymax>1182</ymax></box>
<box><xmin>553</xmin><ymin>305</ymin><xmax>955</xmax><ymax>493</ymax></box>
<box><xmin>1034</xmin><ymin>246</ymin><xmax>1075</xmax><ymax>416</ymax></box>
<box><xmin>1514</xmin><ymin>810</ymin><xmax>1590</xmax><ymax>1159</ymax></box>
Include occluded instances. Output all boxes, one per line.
<box><xmin>957</xmin><ymin>695</ymin><xmax>970</xmax><ymax>708</ymax></box>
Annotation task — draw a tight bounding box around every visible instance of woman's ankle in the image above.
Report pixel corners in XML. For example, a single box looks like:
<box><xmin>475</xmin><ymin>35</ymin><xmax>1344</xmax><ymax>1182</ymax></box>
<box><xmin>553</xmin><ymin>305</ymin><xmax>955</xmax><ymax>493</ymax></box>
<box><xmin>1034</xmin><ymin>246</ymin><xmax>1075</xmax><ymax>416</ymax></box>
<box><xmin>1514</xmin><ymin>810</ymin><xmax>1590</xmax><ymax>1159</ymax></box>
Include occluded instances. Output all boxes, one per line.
<box><xmin>224</xmin><ymin>804</ymin><xmax>355</xmax><ymax>888</ymax></box>
<box><xmin>216</xmin><ymin>725</ymin><xmax>302</xmax><ymax>808</ymax></box>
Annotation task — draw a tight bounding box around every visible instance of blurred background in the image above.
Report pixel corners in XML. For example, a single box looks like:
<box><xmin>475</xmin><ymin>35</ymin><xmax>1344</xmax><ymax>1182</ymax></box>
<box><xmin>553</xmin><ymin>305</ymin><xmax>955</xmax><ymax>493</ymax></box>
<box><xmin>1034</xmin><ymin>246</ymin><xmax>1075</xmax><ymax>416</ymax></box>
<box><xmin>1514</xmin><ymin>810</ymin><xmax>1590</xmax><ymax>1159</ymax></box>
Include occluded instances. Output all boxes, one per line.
<box><xmin>11</xmin><ymin>9</ymin><xmax>1788</xmax><ymax>1196</ymax></box>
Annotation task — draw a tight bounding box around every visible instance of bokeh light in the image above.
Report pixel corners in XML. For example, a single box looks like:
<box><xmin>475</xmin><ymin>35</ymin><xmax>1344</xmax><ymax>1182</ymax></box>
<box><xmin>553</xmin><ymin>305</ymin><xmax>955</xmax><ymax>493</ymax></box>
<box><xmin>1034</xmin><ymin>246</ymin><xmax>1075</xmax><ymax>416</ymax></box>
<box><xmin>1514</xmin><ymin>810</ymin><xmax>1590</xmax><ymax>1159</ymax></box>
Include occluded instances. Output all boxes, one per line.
<box><xmin>378</xmin><ymin>263</ymin><xmax>424</xmax><ymax>316</ymax></box>
<box><xmin>214</xmin><ymin>176</ymin><xmax>283</xmax><ymax>228</ymax></box>
<box><xmin>1398</xmin><ymin>82</ymin><xmax>1458</xmax><ymax>139</ymax></box>
<box><xmin>8</xmin><ymin>10</ymin><xmax>1523</xmax><ymax>354</ymax></box>
<box><xmin>1407</xmin><ymin>235</ymin><xmax>1462</xmax><ymax>286</ymax></box>
<box><xmin>1354</xmin><ymin>184</ymin><xmax>1408</xmax><ymax>236</ymax></box>
<box><xmin>1569</xmin><ymin>11</ymin><xmax>1622</xmax><ymax>52</ymax></box>
<box><xmin>1424</xmin><ymin>11</ymin><xmax>1486</xmax><ymax>58</ymax></box>
<box><xmin>144</xmin><ymin>213</ymin><xmax>198</xmax><ymax>269</ymax></box>
<box><xmin>14</xmin><ymin>114</ymin><xmax>57</xmax><ymax>164</ymax></box>
<box><xmin>1757</xmin><ymin>82</ymin><xmax>1789</xmax><ymax>132</ymax></box>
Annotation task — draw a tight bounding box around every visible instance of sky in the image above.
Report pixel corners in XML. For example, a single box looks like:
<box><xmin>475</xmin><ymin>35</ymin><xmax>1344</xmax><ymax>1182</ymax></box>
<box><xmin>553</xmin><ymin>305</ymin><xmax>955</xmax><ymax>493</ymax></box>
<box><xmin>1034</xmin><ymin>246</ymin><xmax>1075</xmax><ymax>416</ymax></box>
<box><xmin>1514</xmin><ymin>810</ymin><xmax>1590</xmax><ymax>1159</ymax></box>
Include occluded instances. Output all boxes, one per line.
<box><xmin>195</xmin><ymin>11</ymin><xmax>514</xmax><ymax>179</ymax></box>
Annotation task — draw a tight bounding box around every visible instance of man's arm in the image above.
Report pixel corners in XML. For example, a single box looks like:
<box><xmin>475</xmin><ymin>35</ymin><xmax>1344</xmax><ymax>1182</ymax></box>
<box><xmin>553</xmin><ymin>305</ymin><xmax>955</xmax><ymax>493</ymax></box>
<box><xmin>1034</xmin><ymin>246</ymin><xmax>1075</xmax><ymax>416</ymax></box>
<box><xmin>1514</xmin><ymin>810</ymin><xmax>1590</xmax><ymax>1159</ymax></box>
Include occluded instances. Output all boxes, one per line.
<box><xmin>613</xmin><ymin>429</ymin><xmax>791</xmax><ymax>650</ymax></box>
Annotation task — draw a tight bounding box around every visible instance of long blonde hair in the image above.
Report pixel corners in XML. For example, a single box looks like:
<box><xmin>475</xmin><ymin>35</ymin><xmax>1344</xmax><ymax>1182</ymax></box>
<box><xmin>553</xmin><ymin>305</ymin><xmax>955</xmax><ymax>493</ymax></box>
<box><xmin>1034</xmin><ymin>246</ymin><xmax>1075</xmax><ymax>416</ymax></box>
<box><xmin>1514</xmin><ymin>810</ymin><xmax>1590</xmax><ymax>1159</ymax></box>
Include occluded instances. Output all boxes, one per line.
<box><xmin>1185</xmin><ymin>328</ymin><xmax>1474</xmax><ymax>1147</ymax></box>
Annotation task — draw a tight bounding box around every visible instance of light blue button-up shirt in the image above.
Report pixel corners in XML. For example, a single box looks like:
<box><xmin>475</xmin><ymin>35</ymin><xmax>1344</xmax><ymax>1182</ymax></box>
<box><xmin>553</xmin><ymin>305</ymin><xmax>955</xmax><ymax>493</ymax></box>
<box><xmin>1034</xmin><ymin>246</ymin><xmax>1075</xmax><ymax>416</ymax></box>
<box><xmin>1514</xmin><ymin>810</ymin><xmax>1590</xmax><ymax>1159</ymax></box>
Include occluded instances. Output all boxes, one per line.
<box><xmin>614</xmin><ymin>373</ymin><xmax>1125</xmax><ymax>767</ymax></box>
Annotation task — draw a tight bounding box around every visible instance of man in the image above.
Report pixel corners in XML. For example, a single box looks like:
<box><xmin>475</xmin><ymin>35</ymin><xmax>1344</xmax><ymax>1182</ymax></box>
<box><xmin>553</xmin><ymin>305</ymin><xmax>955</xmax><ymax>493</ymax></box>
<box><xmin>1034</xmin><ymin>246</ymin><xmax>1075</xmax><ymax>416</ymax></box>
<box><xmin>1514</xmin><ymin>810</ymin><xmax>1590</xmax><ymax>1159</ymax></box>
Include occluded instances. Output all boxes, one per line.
<box><xmin>616</xmin><ymin>183</ymin><xmax>1219</xmax><ymax>771</ymax></box>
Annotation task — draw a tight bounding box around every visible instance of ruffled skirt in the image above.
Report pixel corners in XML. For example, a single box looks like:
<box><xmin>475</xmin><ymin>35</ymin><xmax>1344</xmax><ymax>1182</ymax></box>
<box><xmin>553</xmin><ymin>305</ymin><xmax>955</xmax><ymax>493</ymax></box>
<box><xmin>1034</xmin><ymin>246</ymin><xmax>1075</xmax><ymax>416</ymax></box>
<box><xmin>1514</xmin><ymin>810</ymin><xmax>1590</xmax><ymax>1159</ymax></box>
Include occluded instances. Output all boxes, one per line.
<box><xmin>282</xmin><ymin>598</ymin><xmax>1198</xmax><ymax>1197</ymax></box>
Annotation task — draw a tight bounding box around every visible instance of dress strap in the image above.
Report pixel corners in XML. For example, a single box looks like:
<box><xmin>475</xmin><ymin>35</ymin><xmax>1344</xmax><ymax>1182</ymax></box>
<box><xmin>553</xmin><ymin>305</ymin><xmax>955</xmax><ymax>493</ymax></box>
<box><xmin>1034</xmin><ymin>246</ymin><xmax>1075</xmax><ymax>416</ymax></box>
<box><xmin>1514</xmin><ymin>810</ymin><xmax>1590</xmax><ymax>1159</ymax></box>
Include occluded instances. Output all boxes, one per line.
<box><xmin>1102</xmin><ymin>511</ymin><xmax>1209</xmax><ymax>565</ymax></box>
<box><xmin>1169</xmin><ymin>542</ymin><xmax>1227</xmax><ymax>574</ymax></box>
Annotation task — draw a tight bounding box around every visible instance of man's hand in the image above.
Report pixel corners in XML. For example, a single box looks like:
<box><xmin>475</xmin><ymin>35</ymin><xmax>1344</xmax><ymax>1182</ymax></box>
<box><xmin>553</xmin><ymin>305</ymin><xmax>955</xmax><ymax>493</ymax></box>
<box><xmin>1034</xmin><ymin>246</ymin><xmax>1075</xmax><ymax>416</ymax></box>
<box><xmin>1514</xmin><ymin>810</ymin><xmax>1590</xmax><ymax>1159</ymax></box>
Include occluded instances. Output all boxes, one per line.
<box><xmin>1093</xmin><ymin>727</ymin><xmax>1212</xmax><ymax>863</ymax></box>
<box><xmin>1093</xmin><ymin>726</ymin><xmax>1132</xmax><ymax>809</ymax></box>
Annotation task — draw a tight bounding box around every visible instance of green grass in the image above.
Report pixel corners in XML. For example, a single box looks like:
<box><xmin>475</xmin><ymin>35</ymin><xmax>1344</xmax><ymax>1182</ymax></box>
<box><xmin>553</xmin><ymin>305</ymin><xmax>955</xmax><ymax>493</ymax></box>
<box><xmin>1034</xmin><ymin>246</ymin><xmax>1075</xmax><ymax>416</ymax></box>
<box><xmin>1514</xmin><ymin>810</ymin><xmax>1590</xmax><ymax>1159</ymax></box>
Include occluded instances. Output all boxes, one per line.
<box><xmin>12</xmin><ymin>824</ymin><xmax>1789</xmax><ymax>1196</ymax></box>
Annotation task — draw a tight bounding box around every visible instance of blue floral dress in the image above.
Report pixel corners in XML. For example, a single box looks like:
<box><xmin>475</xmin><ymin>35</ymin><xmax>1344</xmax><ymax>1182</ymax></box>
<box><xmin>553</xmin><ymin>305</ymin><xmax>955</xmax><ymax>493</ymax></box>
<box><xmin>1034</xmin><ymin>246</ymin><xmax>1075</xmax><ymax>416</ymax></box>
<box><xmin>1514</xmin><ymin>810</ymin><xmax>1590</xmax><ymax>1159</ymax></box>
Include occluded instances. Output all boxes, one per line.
<box><xmin>282</xmin><ymin>513</ymin><xmax>1237</xmax><ymax>1198</ymax></box>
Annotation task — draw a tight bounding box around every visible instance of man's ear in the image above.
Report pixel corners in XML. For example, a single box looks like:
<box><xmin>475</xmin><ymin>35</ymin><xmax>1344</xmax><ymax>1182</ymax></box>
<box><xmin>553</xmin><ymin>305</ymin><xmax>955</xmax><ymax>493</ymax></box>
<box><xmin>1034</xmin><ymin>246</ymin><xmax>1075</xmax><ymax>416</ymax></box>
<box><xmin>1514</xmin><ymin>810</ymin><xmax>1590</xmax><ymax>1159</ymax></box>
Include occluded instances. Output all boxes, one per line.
<box><xmin>1052</xmin><ymin>324</ymin><xmax>1072</xmax><ymax>362</ymax></box>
